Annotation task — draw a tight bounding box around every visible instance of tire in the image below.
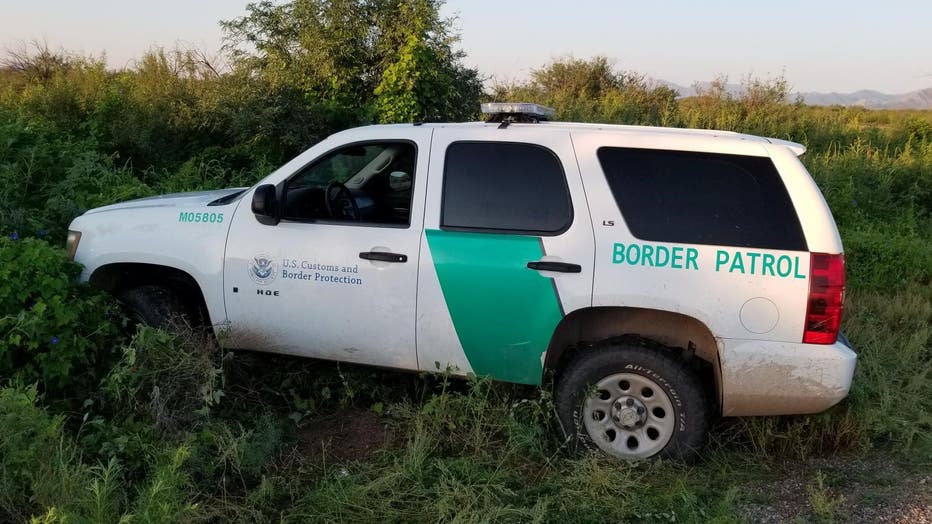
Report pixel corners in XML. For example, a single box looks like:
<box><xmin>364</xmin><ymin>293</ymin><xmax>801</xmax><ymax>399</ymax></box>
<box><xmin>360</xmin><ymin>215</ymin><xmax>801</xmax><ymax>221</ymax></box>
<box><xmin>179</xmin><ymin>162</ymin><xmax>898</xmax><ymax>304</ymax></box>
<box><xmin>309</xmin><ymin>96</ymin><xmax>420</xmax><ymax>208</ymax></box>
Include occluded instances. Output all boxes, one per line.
<box><xmin>555</xmin><ymin>342</ymin><xmax>709</xmax><ymax>462</ymax></box>
<box><xmin>118</xmin><ymin>285</ymin><xmax>192</xmax><ymax>329</ymax></box>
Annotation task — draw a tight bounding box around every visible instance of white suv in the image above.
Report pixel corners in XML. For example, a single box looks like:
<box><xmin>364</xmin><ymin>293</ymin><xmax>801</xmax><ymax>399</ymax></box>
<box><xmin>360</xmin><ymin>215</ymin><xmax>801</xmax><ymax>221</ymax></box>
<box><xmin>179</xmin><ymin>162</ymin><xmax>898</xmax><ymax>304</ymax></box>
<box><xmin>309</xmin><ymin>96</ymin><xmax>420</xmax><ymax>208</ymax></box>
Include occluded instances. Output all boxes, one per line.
<box><xmin>67</xmin><ymin>103</ymin><xmax>856</xmax><ymax>460</ymax></box>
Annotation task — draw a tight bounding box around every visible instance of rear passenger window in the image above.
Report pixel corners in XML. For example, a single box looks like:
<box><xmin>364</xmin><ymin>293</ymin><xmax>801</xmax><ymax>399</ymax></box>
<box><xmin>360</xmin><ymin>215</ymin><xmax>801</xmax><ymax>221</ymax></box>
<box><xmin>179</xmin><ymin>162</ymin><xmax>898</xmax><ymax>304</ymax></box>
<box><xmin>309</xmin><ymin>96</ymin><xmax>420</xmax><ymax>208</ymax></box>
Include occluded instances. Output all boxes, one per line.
<box><xmin>441</xmin><ymin>142</ymin><xmax>572</xmax><ymax>235</ymax></box>
<box><xmin>597</xmin><ymin>147</ymin><xmax>806</xmax><ymax>251</ymax></box>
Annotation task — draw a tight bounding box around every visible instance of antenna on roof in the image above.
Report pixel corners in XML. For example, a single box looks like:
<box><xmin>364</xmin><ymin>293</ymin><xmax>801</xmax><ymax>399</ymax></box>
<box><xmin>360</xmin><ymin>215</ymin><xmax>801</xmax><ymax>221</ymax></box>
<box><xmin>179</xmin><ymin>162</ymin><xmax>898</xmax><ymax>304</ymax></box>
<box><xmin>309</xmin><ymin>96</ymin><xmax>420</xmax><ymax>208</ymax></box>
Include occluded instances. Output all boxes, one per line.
<box><xmin>481</xmin><ymin>103</ymin><xmax>555</xmax><ymax>128</ymax></box>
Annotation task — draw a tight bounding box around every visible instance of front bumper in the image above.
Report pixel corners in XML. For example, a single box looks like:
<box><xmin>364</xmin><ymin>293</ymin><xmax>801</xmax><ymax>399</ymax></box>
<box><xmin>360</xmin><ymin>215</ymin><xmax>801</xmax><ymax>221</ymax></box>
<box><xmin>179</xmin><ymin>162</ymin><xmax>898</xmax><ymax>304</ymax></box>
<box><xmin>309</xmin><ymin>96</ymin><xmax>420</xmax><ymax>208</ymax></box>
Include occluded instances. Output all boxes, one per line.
<box><xmin>719</xmin><ymin>334</ymin><xmax>857</xmax><ymax>417</ymax></box>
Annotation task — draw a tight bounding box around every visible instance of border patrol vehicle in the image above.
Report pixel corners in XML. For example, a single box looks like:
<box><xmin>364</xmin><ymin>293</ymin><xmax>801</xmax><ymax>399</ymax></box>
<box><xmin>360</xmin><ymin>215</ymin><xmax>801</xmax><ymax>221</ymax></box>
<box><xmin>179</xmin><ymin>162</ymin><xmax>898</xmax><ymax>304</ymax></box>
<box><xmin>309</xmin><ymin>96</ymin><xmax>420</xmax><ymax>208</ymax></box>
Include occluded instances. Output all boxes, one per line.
<box><xmin>67</xmin><ymin>103</ymin><xmax>856</xmax><ymax>460</ymax></box>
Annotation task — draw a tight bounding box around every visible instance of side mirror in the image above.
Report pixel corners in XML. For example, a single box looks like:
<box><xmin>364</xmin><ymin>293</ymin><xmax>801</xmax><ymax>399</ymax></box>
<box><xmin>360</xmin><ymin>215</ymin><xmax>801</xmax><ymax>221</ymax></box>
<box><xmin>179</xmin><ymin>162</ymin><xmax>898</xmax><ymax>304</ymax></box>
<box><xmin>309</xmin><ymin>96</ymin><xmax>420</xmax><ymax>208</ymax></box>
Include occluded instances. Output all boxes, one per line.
<box><xmin>251</xmin><ymin>184</ymin><xmax>279</xmax><ymax>225</ymax></box>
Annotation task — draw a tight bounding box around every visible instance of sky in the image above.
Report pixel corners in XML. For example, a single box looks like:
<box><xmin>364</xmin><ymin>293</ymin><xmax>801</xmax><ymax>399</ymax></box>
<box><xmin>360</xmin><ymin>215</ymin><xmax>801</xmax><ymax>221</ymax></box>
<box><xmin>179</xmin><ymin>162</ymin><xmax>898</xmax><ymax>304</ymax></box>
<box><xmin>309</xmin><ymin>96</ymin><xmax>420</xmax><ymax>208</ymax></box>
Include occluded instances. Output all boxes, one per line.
<box><xmin>0</xmin><ymin>0</ymin><xmax>930</xmax><ymax>94</ymax></box>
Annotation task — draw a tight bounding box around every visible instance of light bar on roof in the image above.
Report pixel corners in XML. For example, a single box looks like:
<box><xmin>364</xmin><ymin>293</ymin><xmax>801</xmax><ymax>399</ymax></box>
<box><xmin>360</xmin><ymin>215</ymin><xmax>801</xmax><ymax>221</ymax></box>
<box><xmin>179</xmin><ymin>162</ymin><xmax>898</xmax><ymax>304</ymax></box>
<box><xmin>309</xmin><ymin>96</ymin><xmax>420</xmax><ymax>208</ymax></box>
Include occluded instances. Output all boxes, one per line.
<box><xmin>480</xmin><ymin>102</ymin><xmax>555</xmax><ymax>120</ymax></box>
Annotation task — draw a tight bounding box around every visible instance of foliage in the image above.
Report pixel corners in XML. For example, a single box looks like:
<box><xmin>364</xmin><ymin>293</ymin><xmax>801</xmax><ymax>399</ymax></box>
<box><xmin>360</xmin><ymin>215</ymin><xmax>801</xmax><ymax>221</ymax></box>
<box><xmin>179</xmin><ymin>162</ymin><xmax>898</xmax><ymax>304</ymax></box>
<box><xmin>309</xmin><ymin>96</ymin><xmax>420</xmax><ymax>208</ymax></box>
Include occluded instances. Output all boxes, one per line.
<box><xmin>807</xmin><ymin>470</ymin><xmax>847</xmax><ymax>523</ymax></box>
<box><xmin>0</xmin><ymin>111</ymin><xmax>154</xmax><ymax>239</ymax></box>
<box><xmin>373</xmin><ymin>0</ymin><xmax>482</xmax><ymax>123</ymax></box>
<box><xmin>101</xmin><ymin>327</ymin><xmax>226</xmax><ymax>433</ymax></box>
<box><xmin>490</xmin><ymin>56</ymin><xmax>679</xmax><ymax>125</ymax></box>
<box><xmin>0</xmin><ymin>238</ymin><xmax>124</xmax><ymax>397</ymax></box>
<box><xmin>0</xmin><ymin>382</ymin><xmax>199</xmax><ymax>523</ymax></box>
<box><xmin>0</xmin><ymin>383</ymin><xmax>79</xmax><ymax>522</ymax></box>
<box><xmin>0</xmin><ymin>3</ymin><xmax>481</xmax><ymax>239</ymax></box>
<box><xmin>221</xmin><ymin>0</ymin><xmax>481</xmax><ymax>124</ymax></box>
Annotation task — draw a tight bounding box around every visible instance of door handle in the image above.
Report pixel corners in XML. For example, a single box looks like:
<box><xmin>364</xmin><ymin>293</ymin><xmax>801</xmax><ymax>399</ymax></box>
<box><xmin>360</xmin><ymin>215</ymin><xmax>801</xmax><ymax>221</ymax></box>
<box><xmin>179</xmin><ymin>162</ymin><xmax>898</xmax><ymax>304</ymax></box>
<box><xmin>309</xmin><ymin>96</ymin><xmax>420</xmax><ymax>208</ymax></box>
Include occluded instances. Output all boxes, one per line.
<box><xmin>360</xmin><ymin>251</ymin><xmax>407</xmax><ymax>263</ymax></box>
<box><xmin>527</xmin><ymin>261</ymin><xmax>582</xmax><ymax>273</ymax></box>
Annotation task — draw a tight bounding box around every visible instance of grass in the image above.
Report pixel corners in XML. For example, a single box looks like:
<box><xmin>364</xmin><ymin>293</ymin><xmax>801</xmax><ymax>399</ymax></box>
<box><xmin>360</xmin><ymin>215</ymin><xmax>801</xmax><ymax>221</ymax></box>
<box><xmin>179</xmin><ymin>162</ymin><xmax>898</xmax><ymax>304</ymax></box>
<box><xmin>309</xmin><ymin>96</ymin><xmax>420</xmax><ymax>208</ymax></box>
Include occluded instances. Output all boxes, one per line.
<box><xmin>3</xmin><ymin>280</ymin><xmax>930</xmax><ymax>522</ymax></box>
<box><xmin>1</xmin><ymin>313</ymin><xmax>929</xmax><ymax>523</ymax></box>
<box><xmin>807</xmin><ymin>471</ymin><xmax>846</xmax><ymax>524</ymax></box>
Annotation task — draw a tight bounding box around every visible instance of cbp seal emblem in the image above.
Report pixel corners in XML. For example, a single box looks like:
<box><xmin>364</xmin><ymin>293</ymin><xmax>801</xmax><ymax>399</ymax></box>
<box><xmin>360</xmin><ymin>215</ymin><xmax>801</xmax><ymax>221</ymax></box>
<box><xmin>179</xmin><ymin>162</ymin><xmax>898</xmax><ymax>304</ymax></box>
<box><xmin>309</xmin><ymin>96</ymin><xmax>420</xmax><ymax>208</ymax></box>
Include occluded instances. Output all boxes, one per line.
<box><xmin>249</xmin><ymin>254</ymin><xmax>277</xmax><ymax>285</ymax></box>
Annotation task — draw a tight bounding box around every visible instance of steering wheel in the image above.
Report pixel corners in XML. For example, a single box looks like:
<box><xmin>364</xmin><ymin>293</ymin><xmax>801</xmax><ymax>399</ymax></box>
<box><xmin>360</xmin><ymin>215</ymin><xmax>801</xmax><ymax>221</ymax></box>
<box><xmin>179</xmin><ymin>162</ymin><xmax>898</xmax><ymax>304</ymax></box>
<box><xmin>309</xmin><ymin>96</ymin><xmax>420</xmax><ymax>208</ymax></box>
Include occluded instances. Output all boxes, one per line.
<box><xmin>325</xmin><ymin>181</ymin><xmax>361</xmax><ymax>221</ymax></box>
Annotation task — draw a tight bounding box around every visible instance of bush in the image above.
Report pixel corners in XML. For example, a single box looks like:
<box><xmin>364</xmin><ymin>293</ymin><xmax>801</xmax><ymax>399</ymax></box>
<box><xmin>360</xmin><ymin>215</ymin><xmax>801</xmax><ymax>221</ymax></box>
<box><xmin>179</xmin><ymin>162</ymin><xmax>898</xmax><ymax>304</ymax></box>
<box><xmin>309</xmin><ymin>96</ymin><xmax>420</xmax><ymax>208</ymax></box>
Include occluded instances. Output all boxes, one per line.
<box><xmin>843</xmin><ymin>229</ymin><xmax>932</xmax><ymax>291</ymax></box>
<box><xmin>842</xmin><ymin>290</ymin><xmax>932</xmax><ymax>452</ymax></box>
<box><xmin>0</xmin><ymin>113</ymin><xmax>153</xmax><ymax>240</ymax></box>
<box><xmin>0</xmin><ymin>381</ymin><xmax>200</xmax><ymax>522</ymax></box>
<box><xmin>0</xmin><ymin>237</ymin><xmax>124</xmax><ymax>397</ymax></box>
<box><xmin>0</xmin><ymin>383</ymin><xmax>87</xmax><ymax>522</ymax></box>
<box><xmin>102</xmin><ymin>327</ymin><xmax>225</xmax><ymax>433</ymax></box>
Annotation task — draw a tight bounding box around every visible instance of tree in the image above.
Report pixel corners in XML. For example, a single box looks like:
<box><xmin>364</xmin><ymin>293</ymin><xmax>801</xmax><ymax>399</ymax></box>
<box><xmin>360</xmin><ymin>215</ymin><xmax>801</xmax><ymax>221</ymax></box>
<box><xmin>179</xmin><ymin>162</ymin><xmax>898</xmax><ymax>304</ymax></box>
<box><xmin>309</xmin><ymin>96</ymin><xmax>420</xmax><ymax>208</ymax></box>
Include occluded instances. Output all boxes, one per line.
<box><xmin>221</xmin><ymin>0</ymin><xmax>481</xmax><ymax>125</ymax></box>
<box><xmin>530</xmin><ymin>56</ymin><xmax>622</xmax><ymax>101</ymax></box>
<box><xmin>0</xmin><ymin>41</ymin><xmax>75</xmax><ymax>84</ymax></box>
<box><xmin>491</xmin><ymin>57</ymin><xmax>678</xmax><ymax>125</ymax></box>
<box><xmin>373</xmin><ymin>0</ymin><xmax>481</xmax><ymax>122</ymax></box>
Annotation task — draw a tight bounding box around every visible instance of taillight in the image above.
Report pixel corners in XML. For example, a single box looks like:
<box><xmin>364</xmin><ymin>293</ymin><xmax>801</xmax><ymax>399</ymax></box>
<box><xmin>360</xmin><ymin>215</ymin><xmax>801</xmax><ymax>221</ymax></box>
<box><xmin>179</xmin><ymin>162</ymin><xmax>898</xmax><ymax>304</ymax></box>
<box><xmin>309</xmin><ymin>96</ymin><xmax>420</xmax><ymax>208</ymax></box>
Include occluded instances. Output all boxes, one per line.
<box><xmin>803</xmin><ymin>253</ymin><xmax>845</xmax><ymax>344</ymax></box>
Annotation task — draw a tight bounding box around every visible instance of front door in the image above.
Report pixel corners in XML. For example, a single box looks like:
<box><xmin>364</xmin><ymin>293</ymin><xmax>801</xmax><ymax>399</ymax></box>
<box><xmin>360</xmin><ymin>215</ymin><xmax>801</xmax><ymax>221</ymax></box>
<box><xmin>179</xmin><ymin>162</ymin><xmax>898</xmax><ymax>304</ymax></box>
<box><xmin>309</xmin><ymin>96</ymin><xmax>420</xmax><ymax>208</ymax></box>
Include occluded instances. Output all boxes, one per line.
<box><xmin>223</xmin><ymin>127</ymin><xmax>432</xmax><ymax>370</ymax></box>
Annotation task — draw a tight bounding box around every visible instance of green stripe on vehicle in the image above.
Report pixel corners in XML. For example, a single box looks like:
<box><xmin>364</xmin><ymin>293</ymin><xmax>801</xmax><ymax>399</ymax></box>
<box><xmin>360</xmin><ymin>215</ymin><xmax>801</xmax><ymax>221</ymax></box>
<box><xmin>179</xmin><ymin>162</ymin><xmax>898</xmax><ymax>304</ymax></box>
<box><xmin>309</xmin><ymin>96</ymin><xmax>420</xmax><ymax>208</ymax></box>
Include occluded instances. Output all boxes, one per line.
<box><xmin>425</xmin><ymin>229</ymin><xmax>564</xmax><ymax>385</ymax></box>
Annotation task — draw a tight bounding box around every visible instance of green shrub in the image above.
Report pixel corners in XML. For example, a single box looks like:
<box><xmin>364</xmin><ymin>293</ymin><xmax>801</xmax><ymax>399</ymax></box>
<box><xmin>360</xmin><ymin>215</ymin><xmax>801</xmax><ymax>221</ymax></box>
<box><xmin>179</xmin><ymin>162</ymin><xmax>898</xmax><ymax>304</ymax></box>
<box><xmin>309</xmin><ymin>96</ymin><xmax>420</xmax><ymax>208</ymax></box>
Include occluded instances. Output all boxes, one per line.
<box><xmin>843</xmin><ymin>229</ymin><xmax>932</xmax><ymax>291</ymax></box>
<box><xmin>150</xmin><ymin>153</ymin><xmax>268</xmax><ymax>195</ymax></box>
<box><xmin>0</xmin><ymin>238</ymin><xmax>125</xmax><ymax>397</ymax></box>
<box><xmin>42</xmin><ymin>152</ymin><xmax>153</xmax><ymax>232</ymax></box>
<box><xmin>102</xmin><ymin>327</ymin><xmax>225</xmax><ymax>432</ymax></box>
<box><xmin>0</xmin><ymin>113</ymin><xmax>152</xmax><ymax>240</ymax></box>
<box><xmin>186</xmin><ymin>414</ymin><xmax>285</xmax><ymax>492</ymax></box>
<box><xmin>0</xmin><ymin>382</ymin><xmax>202</xmax><ymax>522</ymax></box>
<box><xmin>843</xmin><ymin>290</ymin><xmax>932</xmax><ymax>452</ymax></box>
<box><xmin>130</xmin><ymin>446</ymin><xmax>198</xmax><ymax>523</ymax></box>
<box><xmin>0</xmin><ymin>114</ymin><xmax>87</xmax><ymax>238</ymax></box>
<box><xmin>807</xmin><ymin>141</ymin><xmax>932</xmax><ymax>235</ymax></box>
<box><xmin>0</xmin><ymin>383</ymin><xmax>88</xmax><ymax>522</ymax></box>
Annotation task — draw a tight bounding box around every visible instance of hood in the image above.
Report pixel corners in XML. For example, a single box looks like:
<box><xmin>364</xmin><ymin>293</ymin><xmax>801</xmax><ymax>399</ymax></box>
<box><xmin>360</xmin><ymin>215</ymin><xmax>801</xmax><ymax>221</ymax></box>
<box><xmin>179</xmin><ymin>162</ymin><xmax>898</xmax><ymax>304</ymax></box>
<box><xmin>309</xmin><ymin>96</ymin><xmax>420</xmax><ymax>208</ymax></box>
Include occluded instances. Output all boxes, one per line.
<box><xmin>83</xmin><ymin>188</ymin><xmax>248</xmax><ymax>215</ymax></box>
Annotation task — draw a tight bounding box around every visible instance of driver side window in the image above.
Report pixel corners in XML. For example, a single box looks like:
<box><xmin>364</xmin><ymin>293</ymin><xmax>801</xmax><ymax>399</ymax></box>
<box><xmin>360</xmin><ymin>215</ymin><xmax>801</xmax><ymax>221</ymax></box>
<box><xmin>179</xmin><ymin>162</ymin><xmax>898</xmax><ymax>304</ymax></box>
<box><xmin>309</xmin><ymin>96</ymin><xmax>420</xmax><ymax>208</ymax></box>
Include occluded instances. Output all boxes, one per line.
<box><xmin>282</xmin><ymin>141</ymin><xmax>416</xmax><ymax>226</ymax></box>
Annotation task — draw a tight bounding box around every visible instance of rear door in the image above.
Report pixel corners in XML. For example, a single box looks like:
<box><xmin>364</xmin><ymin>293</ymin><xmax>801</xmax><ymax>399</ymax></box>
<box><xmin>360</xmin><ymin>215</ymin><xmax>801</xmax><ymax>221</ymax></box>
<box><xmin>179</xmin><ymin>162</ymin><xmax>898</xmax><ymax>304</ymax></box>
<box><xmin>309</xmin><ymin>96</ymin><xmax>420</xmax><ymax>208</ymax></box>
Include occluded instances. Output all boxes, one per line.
<box><xmin>416</xmin><ymin>126</ymin><xmax>595</xmax><ymax>385</ymax></box>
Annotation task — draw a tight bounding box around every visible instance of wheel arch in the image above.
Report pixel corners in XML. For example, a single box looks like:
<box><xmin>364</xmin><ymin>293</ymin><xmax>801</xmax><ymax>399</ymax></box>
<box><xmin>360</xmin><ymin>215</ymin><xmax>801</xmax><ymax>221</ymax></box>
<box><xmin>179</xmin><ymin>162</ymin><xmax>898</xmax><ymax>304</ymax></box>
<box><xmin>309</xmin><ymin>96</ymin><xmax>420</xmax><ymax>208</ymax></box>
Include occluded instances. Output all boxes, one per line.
<box><xmin>544</xmin><ymin>306</ymin><xmax>722</xmax><ymax>411</ymax></box>
<box><xmin>89</xmin><ymin>262</ymin><xmax>212</xmax><ymax>325</ymax></box>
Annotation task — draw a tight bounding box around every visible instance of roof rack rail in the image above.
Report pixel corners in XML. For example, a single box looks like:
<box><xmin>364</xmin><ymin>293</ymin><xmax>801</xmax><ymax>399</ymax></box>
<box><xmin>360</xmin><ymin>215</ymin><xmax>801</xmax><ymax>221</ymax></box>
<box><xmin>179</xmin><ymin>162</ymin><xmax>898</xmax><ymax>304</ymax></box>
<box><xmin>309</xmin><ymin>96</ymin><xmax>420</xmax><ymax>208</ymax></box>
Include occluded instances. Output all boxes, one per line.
<box><xmin>481</xmin><ymin>103</ymin><xmax>555</xmax><ymax>126</ymax></box>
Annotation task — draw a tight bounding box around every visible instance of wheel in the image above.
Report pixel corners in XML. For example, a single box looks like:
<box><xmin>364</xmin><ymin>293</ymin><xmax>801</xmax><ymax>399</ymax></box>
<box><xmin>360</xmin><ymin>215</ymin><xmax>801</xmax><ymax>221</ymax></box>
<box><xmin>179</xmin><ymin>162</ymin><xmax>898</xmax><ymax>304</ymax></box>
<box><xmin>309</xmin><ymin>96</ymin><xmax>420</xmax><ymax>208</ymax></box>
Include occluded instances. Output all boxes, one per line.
<box><xmin>555</xmin><ymin>342</ymin><xmax>709</xmax><ymax>461</ymax></box>
<box><xmin>118</xmin><ymin>285</ymin><xmax>192</xmax><ymax>329</ymax></box>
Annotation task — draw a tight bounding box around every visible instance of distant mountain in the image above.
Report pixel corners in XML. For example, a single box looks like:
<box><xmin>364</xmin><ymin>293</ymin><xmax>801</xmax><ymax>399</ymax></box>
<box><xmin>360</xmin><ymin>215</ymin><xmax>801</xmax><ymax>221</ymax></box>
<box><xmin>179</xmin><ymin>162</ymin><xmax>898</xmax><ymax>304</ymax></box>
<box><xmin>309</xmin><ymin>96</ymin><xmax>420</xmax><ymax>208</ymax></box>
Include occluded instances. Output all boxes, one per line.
<box><xmin>798</xmin><ymin>88</ymin><xmax>932</xmax><ymax>109</ymax></box>
<box><xmin>655</xmin><ymin>80</ymin><xmax>932</xmax><ymax>110</ymax></box>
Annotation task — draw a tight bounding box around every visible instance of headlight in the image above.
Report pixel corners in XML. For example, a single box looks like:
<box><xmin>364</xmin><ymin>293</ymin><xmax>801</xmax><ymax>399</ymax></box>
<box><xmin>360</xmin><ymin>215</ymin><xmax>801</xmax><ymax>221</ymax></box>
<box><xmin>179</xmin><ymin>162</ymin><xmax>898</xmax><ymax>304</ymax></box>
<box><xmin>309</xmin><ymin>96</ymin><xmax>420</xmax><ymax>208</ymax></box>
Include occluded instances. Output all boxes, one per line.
<box><xmin>66</xmin><ymin>230</ymin><xmax>82</xmax><ymax>261</ymax></box>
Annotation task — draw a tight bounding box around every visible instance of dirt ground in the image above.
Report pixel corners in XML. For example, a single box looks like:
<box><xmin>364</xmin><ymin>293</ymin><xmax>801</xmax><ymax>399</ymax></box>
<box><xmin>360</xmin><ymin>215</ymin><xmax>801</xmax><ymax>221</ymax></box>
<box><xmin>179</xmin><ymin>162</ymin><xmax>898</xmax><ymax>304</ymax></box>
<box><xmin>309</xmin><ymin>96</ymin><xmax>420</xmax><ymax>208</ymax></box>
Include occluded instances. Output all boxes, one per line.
<box><xmin>291</xmin><ymin>408</ymin><xmax>388</xmax><ymax>464</ymax></box>
<box><xmin>737</xmin><ymin>454</ymin><xmax>932</xmax><ymax>523</ymax></box>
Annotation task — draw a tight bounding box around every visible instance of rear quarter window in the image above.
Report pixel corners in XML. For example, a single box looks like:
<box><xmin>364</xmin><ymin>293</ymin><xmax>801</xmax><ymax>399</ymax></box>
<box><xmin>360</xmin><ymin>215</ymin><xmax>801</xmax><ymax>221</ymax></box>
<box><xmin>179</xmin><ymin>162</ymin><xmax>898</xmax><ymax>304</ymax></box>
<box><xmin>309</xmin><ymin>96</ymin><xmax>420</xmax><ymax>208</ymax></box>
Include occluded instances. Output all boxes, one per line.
<box><xmin>597</xmin><ymin>147</ymin><xmax>807</xmax><ymax>251</ymax></box>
